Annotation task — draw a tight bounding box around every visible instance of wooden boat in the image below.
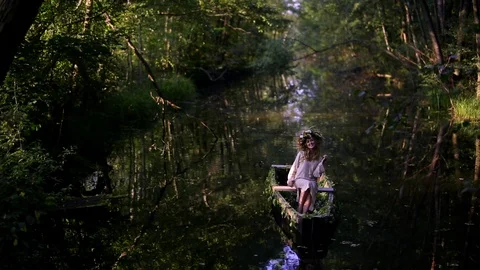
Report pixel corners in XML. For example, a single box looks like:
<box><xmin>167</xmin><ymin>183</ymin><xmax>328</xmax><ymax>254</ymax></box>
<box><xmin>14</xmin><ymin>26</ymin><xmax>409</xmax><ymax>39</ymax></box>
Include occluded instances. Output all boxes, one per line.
<box><xmin>267</xmin><ymin>164</ymin><xmax>337</xmax><ymax>259</ymax></box>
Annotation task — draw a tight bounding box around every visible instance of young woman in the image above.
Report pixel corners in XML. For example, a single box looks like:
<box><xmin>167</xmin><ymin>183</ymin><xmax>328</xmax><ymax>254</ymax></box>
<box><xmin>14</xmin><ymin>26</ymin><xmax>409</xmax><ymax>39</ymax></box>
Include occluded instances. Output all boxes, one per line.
<box><xmin>287</xmin><ymin>130</ymin><xmax>327</xmax><ymax>214</ymax></box>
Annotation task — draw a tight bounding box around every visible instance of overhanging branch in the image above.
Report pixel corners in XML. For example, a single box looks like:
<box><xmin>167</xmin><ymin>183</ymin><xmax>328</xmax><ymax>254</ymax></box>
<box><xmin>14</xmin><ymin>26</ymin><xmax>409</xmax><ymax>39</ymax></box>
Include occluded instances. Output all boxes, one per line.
<box><xmin>292</xmin><ymin>38</ymin><xmax>419</xmax><ymax>69</ymax></box>
<box><xmin>103</xmin><ymin>12</ymin><xmax>181</xmax><ymax>110</ymax></box>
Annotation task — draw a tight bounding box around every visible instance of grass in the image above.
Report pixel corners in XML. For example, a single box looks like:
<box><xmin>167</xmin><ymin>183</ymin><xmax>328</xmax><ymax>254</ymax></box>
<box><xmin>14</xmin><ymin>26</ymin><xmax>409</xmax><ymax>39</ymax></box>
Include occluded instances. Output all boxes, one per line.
<box><xmin>452</xmin><ymin>97</ymin><xmax>480</xmax><ymax>122</ymax></box>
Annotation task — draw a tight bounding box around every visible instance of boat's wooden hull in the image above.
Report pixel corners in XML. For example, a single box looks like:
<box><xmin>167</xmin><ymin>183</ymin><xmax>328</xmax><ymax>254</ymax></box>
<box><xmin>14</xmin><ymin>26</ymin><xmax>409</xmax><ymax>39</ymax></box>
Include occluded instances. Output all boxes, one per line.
<box><xmin>267</xmin><ymin>165</ymin><xmax>338</xmax><ymax>259</ymax></box>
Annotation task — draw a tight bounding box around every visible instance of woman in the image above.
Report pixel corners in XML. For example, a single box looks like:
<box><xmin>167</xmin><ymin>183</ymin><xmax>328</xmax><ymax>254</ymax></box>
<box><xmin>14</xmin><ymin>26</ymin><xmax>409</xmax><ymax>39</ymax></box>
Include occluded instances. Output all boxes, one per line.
<box><xmin>286</xmin><ymin>130</ymin><xmax>327</xmax><ymax>214</ymax></box>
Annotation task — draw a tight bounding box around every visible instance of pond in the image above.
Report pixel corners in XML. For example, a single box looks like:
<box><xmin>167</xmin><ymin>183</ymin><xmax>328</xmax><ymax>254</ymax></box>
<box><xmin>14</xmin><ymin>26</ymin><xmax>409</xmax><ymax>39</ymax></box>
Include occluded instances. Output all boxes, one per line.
<box><xmin>74</xmin><ymin>71</ymin><xmax>479</xmax><ymax>269</ymax></box>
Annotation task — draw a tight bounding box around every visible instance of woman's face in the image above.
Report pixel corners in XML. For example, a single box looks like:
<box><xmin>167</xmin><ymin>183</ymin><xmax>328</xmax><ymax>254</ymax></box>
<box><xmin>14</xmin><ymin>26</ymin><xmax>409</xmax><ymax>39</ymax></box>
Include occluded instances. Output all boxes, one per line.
<box><xmin>306</xmin><ymin>138</ymin><xmax>317</xmax><ymax>149</ymax></box>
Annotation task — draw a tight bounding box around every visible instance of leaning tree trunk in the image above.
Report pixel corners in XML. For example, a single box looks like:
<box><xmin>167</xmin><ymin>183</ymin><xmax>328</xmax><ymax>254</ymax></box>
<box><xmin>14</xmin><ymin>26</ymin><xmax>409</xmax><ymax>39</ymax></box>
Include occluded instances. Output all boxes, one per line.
<box><xmin>437</xmin><ymin>0</ymin><xmax>445</xmax><ymax>34</ymax></box>
<box><xmin>0</xmin><ymin>0</ymin><xmax>44</xmax><ymax>85</ymax></box>
<box><xmin>403</xmin><ymin>1</ymin><xmax>422</xmax><ymax>64</ymax></box>
<box><xmin>420</xmin><ymin>0</ymin><xmax>444</xmax><ymax>65</ymax></box>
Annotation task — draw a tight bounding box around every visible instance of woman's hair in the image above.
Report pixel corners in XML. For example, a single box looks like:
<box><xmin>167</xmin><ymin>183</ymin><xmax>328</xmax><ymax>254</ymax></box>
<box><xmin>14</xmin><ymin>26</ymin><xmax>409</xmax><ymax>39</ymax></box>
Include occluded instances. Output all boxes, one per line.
<box><xmin>297</xmin><ymin>130</ymin><xmax>323</xmax><ymax>161</ymax></box>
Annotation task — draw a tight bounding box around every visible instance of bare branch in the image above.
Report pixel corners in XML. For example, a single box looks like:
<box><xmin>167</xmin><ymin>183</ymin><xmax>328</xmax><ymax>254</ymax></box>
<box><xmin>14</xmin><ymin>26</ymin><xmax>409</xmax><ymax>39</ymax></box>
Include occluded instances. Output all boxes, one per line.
<box><xmin>103</xmin><ymin>12</ymin><xmax>181</xmax><ymax>110</ymax></box>
<box><xmin>199</xmin><ymin>67</ymin><xmax>228</xmax><ymax>81</ymax></box>
<box><xmin>292</xmin><ymin>38</ymin><xmax>419</xmax><ymax>69</ymax></box>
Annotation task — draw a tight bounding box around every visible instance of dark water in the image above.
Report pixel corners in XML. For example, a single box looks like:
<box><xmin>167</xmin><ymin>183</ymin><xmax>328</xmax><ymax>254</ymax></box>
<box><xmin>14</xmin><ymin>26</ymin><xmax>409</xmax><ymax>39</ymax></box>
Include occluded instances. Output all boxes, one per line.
<box><xmin>101</xmin><ymin>73</ymin><xmax>479</xmax><ymax>270</ymax></box>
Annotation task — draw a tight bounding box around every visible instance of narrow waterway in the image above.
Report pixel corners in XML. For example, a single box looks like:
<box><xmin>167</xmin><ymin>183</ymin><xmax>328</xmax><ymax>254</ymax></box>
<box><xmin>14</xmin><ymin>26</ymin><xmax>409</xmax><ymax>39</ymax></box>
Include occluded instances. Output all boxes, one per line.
<box><xmin>103</xmin><ymin>71</ymin><xmax>479</xmax><ymax>269</ymax></box>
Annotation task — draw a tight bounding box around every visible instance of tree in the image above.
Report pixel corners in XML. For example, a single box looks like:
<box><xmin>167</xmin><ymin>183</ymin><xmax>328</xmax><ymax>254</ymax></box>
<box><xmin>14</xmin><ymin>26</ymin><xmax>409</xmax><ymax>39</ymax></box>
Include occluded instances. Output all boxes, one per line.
<box><xmin>0</xmin><ymin>0</ymin><xmax>44</xmax><ymax>85</ymax></box>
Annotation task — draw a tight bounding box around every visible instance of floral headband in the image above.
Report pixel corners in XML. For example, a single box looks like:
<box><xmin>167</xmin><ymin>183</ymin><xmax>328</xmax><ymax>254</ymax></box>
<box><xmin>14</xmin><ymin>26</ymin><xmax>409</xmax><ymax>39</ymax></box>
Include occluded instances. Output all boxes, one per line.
<box><xmin>299</xmin><ymin>129</ymin><xmax>323</xmax><ymax>140</ymax></box>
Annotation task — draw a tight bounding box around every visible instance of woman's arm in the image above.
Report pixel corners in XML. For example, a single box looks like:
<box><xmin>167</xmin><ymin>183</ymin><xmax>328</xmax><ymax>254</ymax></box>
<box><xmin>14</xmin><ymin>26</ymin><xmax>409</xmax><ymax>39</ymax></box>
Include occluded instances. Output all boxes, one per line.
<box><xmin>313</xmin><ymin>155</ymin><xmax>327</xmax><ymax>178</ymax></box>
<box><xmin>287</xmin><ymin>152</ymin><xmax>301</xmax><ymax>186</ymax></box>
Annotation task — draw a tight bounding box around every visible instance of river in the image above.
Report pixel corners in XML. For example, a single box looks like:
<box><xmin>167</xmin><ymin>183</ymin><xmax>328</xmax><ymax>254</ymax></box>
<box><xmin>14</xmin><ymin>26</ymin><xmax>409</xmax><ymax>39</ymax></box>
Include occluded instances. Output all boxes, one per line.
<box><xmin>91</xmin><ymin>71</ymin><xmax>480</xmax><ymax>269</ymax></box>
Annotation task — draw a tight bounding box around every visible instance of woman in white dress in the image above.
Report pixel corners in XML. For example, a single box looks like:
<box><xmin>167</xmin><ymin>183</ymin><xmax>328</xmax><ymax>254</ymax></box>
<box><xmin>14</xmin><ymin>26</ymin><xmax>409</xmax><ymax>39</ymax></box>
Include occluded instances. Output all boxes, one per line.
<box><xmin>286</xmin><ymin>130</ymin><xmax>326</xmax><ymax>214</ymax></box>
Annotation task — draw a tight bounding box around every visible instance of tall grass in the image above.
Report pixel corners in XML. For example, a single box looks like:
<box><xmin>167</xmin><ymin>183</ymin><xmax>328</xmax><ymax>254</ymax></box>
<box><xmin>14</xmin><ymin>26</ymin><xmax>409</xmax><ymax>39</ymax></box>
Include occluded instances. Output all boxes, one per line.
<box><xmin>452</xmin><ymin>97</ymin><xmax>480</xmax><ymax>122</ymax></box>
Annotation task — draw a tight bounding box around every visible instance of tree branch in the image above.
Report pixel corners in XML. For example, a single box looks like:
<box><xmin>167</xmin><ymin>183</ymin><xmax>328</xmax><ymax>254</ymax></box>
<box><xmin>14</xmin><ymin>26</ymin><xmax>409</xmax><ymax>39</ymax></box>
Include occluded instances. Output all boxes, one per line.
<box><xmin>103</xmin><ymin>12</ymin><xmax>181</xmax><ymax>110</ymax></box>
<box><xmin>292</xmin><ymin>38</ymin><xmax>419</xmax><ymax>69</ymax></box>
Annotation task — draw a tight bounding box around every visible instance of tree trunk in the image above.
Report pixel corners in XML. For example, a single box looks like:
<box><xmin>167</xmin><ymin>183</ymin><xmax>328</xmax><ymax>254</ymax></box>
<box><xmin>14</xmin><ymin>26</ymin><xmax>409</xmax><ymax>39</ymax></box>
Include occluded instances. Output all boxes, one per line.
<box><xmin>420</xmin><ymin>0</ymin><xmax>444</xmax><ymax>65</ymax></box>
<box><xmin>473</xmin><ymin>0</ymin><xmax>480</xmax><ymax>99</ymax></box>
<box><xmin>437</xmin><ymin>0</ymin><xmax>445</xmax><ymax>34</ymax></box>
<box><xmin>381</xmin><ymin>23</ymin><xmax>392</xmax><ymax>51</ymax></box>
<box><xmin>163</xmin><ymin>10</ymin><xmax>171</xmax><ymax>69</ymax></box>
<box><xmin>0</xmin><ymin>0</ymin><xmax>44</xmax><ymax>84</ymax></box>
<box><xmin>83</xmin><ymin>0</ymin><xmax>93</xmax><ymax>33</ymax></box>
<box><xmin>404</xmin><ymin>1</ymin><xmax>422</xmax><ymax>64</ymax></box>
<box><xmin>455</xmin><ymin>0</ymin><xmax>471</xmax><ymax>77</ymax></box>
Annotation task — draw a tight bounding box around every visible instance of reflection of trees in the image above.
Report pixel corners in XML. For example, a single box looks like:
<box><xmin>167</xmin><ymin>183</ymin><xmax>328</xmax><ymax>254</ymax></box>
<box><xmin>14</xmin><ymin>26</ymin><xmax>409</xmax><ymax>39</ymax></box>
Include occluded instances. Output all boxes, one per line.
<box><xmin>476</xmin><ymin>136</ymin><xmax>480</xmax><ymax>182</ymax></box>
<box><xmin>107</xmin><ymin>75</ymin><xmax>297</xmax><ymax>268</ymax></box>
<box><xmin>295</xmin><ymin>67</ymin><xmax>480</xmax><ymax>268</ymax></box>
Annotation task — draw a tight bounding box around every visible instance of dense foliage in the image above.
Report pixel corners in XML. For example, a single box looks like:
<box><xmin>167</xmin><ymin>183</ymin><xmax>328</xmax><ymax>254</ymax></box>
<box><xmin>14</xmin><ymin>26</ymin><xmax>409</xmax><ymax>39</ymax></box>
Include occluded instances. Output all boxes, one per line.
<box><xmin>2</xmin><ymin>0</ymin><xmax>480</xmax><ymax>268</ymax></box>
<box><xmin>0</xmin><ymin>0</ymin><xmax>293</xmax><ymax>268</ymax></box>
<box><xmin>290</xmin><ymin>1</ymin><xmax>480</xmax><ymax>268</ymax></box>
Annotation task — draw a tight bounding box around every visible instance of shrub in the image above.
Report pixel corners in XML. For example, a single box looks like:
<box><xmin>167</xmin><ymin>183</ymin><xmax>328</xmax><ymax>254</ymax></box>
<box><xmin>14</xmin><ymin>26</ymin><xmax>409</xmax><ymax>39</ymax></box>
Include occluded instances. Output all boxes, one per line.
<box><xmin>160</xmin><ymin>75</ymin><xmax>197</xmax><ymax>103</ymax></box>
<box><xmin>0</xmin><ymin>146</ymin><xmax>62</xmax><ymax>267</ymax></box>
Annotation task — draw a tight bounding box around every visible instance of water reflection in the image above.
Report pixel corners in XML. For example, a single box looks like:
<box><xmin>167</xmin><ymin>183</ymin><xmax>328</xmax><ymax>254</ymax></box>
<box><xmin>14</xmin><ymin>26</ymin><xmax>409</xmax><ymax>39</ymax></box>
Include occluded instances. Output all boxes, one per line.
<box><xmin>106</xmin><ymin>75</ymin><xmax>302</xmax><ymax>269</ymax></box>
<box><xmin>265</xmin><ymin>245</ymin><xmax>300</xmax><ymax>270</ymax></box>
<box><xmin>99</xmin><ymin>70</ymin><xmax>480</xmax><ymax>269</ymax></box>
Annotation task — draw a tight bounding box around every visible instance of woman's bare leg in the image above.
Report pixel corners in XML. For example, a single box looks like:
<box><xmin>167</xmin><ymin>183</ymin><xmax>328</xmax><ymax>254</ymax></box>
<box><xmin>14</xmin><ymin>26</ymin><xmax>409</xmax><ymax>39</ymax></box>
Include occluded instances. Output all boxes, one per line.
<box><xmin>298</xmin><ymin>189</ymin><xmax>311</xmax><ymax>213</ymax></box>
<box><xmin>302</xmin><ymin>190</ymin><xmax>312</xmax><ymax>214</ymax></box>
<box><xmin>298</xmin><ymin>190</ymin><xmax>306</xmax><ymax>213</ymax></box>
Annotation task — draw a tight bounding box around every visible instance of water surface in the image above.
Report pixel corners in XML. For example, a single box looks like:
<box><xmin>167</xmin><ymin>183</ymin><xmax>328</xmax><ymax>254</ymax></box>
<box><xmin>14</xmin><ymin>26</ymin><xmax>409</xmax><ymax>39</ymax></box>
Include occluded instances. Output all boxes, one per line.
<box><xmin>105</xmin><ymin>73</ymin><xmax>479</xmax><ymax>269</ymax></box>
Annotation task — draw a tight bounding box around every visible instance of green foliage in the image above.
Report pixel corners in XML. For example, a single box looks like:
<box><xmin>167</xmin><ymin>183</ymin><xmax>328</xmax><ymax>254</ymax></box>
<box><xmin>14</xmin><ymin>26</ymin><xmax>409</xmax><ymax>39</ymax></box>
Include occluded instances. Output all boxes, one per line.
<box><xmin>0</xmin><ymin>0</ymin><xmax>304</xmax><ymax>268</ymax></box>
<box><xmin>0</xmin><ymin>146</ymin><xmax>62</xmax><ymax>267</ymax></box>
<box><xmin>111</xmin><ymin>0</ymin><xmax>291</xmax><ymax>80</ymax></box>
<box><xmin>266</xmin><ymin>166</ymin><xmax>335</xmax><ymax>220</ymax></box>
<box><xmin>160</xmin><ymin>75</ymin><xmax>197</xmax><ymax>102</ymax></box>
<box><xmin>423</xmin><ymin>87</ymin><xmax>451</xmax><ymax>111</ymax></box>
<box><xmin>102</xmin><ymin>88</ymin><xmax>159</xmax><ymax>129</ymax></box>
<box><xmin>250</xmin><ymin>39</ymin><xmax>294</xmax><ymax>75</ymax></box>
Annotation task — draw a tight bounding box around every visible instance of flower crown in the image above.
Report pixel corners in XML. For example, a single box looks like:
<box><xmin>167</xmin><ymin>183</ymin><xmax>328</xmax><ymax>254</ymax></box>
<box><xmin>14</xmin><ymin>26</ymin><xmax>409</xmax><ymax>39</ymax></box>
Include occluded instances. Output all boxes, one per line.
<box><xmin>299</xmin><ymin>129</ymin><xmax>323</xmax><ymax>140</ymax></box>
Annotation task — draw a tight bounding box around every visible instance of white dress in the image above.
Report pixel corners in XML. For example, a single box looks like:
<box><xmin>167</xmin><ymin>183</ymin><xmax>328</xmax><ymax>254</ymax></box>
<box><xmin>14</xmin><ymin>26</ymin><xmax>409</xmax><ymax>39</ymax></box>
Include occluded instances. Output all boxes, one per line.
<box><xmin>286</xmin><ymin>151</ymin><xmax>326</xmax><ymax>211</ymax></box>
